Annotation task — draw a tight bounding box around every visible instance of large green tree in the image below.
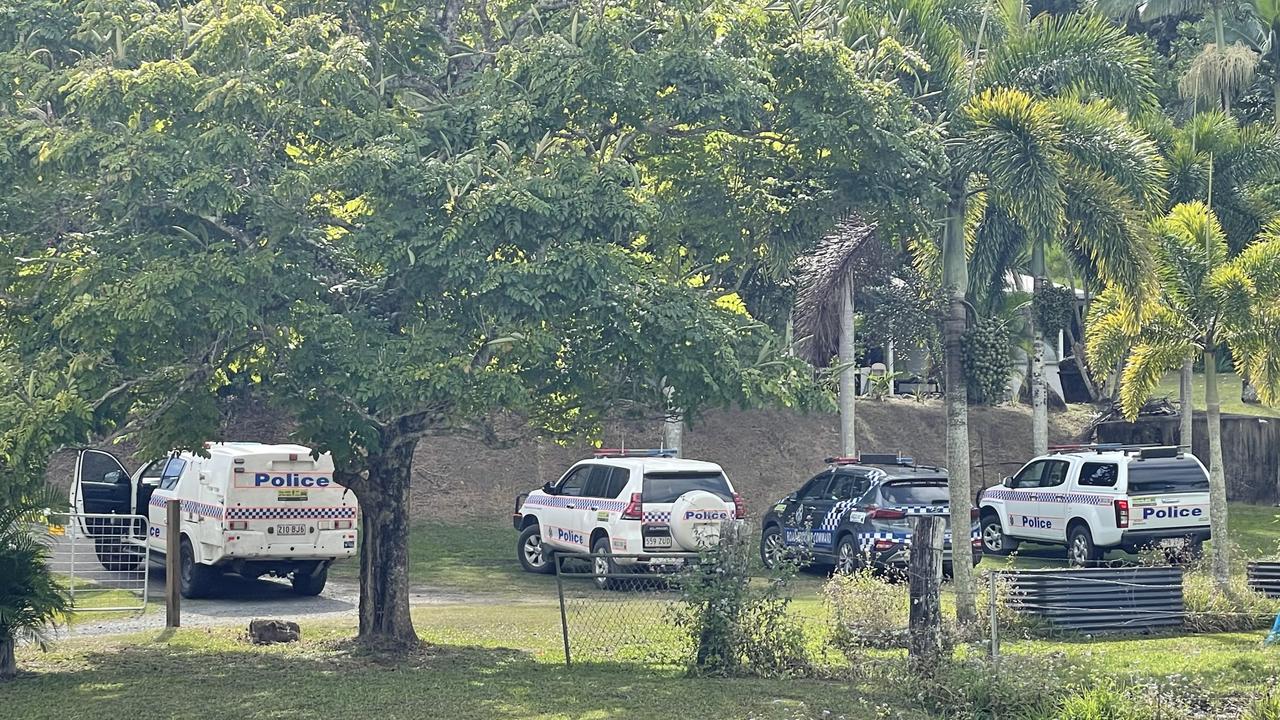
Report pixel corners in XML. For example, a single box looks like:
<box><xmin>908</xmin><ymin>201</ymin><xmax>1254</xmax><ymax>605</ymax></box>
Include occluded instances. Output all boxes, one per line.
<box><xmin>1087</xmin><ymin>201</ymin><xmax>1280</xmax><ymax>587</ymax></box>
<box><xmin>843</xmin><ymin>0</ymin><xmax>1162</xmax><ymax>622</ymax></box>
<box><xmin>0</xmin><ymin>0</ymin><xmax>943</xmax><ymax>645</ymax></box>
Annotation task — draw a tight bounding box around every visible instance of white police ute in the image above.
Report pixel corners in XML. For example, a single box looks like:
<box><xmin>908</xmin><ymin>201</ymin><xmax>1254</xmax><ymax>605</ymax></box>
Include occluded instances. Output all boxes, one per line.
<box><xmin>512</xmin><ymin>449</ymin><xmax>744</xmax><ymax>589</ymax></box>
<box><xmin>978</xmin><ymin>444</ymin><xmax>1211</xmax><ymax>566</ymax></box>
<box><xmin>71</xmin><ymin>442</ymin><xmax>358</xmax><ymax>598</ymax></box>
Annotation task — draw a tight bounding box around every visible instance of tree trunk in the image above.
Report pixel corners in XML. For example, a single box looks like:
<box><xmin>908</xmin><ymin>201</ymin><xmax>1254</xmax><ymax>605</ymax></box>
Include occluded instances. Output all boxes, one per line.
<box><xmin>1030</xmin><ymin>275</ymin><xmax>1048</xmax><ymax>456</ymax></box>
<box><xmin>354</xmin><ymin>438</ymin><xmax>420</xmax><ymax>647</ymax></box>
<box><xmin>0</xmin><ymin>634</ymin><xmax>15</xmax><ymax>680</ymax></box>
<box><xmin>662</xmin><ymin>410</ymin><xmax>684</xmax><ymax>457</ymax></box>
<box><xmin>942</xmin><ymin>188</ymin><xmax>977</xmax><ymax>626</ymax></box>
<box><xmin>908</xmin><ymin>515</ymin><xmax>945</xmax><ymax>675</ymax></box>
<box><xmin>838</xmin><ymin>272</ymin><xmax>858</xmax><ymax>456</ymax></box>
<box><xmin>1204</xmin><ymin>350</ymin><xmax>1232</xmax><ymax>589</ymax></box>
<box><xmin>1180</xmin><ymin>357</ymin><xmax>1194</xmax><ymax>447</ymax></box>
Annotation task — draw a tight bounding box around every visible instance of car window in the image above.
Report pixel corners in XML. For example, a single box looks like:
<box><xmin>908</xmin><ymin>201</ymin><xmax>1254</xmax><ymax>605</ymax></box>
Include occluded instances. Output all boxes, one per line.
<box><xmin>800</xmin><ymin>471</ymin><xmax>835</xmax><ymax>502</ymax></box>
<box><xmin>558</xmin><ymin>467</ymin><xmax>589</xmax><ymax>496</ymax></box>
<box><xmin>140</xmin><ymin>460</ymin><xmax>165</xmax><ymax>483</ymax></box>
<box><xmin>1039</xmin><ymin>460</ymin><xmax>1070</xmax><ymax>488</ymax></box>
<box><xmin>880</xmin><ymin>479</ymin><xmax>950</xmax><ymax>505</ymax></box>
<box><xmin>643</xmin><ymin>472</ymin><xmax>733</xmax><ymax>503</ymax></box>
<box><xmin>1127</xmin><ymin>458</ymin><xmax>1210</xmax><ymax>494</ymax></box>
<box><xmin>604</xmin><ymin>468</ymin><xmax>630</xmax><ymax>499</ymax></box>
<box><xmin>1078</xmin><ymin>462</ymin><xmax>1119</xmax><ymax>488</ymax></box>
<box><xmin>582</xmin><ymin>465</ymin><xmax>613</xmax><ymax>498</ymax></box>
<box><xmin>158</xmin><ymin>458</ymin><xmax>187</xmax><ymax>490</ymax></box>
<box><xmin>832</xmin><ymin>472</ymin><xmax>871</xmax><ymax>501</ymax></box>
<box><xmin>1010</xmin><ymin>461</ymin><xmax>1046</xmax><ymax>489</ymax></box>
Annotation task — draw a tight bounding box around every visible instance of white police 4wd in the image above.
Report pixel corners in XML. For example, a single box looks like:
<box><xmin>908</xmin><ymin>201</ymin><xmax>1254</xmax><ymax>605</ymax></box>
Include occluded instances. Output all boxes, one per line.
<box><xmin>512</xmin><ymin>449</ymin><xmax>744</xmax><ymax>588</ymax></box>
<box><xmin>978</xmin><ymin>445</ymin><xmax>1211</xmax><ymax>566</ymax></box>
<box><xmin>71</xmin><ymin>443</ymin><xmax>358</xmax><ymax>598</ymax></box>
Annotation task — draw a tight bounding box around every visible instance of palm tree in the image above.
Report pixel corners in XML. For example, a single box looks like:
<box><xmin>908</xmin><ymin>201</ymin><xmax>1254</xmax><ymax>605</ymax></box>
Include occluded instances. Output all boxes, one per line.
<box><xmin>1231</xmin><ymin>0</ymin><xmax>1280</xmax><ymax>122</ymax></box>
<box><xmin>0</xmin><ymin>498</ymin><xmax>71</xmax><ymax>680</ymax></box>
<box><xmin>1086</xmin><ymin>201</ymin><xmax>1280</xmax><ymax>588</ymax></box>
<box><xmin>843</xmin><ymin>0</ymin><xmax>1163</xmax><ymax>622</ymax></box>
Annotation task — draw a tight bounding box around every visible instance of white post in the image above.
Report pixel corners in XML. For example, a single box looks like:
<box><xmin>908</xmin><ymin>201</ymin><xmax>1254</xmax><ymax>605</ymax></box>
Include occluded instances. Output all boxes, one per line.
<box><xmin>838</xmin><ymin>273</ymin><xmax>858</xmax><ymax>456</ymax></box>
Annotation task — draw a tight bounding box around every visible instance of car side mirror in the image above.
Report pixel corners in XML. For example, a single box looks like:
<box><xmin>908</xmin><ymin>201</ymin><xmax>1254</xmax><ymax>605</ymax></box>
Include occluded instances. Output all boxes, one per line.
<box><xmin>542</xmin><ymin>481</ymin><xmax>557</xmax><ymax>495</ymax></box>
<box><xmin>105</xmin><ymin>470</ymin><xmax>128</xmax><ymax>484</ymax></box>
<box><xmin>1001</xmin><ymin>476</ymin><xmax>1013</xmax><ymax>488</ymax></box>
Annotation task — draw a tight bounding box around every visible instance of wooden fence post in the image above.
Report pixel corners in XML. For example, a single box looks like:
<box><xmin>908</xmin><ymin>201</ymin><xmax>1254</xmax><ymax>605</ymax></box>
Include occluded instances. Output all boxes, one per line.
<box><xmin>166</xmin><ymin>499</ymin><xmax>181</xmax><ymax>628</ymax></box>
<box><xmin>908</xmin><ymin>515</ymin><xmax>944</xmax><ymax>674</ymax></box>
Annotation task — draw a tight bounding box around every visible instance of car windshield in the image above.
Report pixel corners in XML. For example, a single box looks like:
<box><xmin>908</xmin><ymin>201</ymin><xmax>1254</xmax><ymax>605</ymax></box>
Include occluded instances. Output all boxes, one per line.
<box><xmin>1127</xmin><ymin>459</ymin><xmax>1209</xmax><ymax>494</ymax></box>
<box><xmin>880</xmin><ymin>479</ymin><xmax>950</xmax><ymax>506</ymax></box>
<box><xmin>643</xmin><ymin>472</ymin><xmax>733</xmax><ymax>503</ymax></box>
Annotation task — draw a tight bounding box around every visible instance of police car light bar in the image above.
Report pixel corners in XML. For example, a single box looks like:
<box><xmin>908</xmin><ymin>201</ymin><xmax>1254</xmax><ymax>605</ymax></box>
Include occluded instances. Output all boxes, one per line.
<box><xmin>1137</xmin><ymin>446</ymin><xmax>1182</xmax><ymax>460</ymax></box>
<box><xmin>593</xmin><ymin>448</ymin><xmax>678</xmax><ymax>459</ymax></box>
<box><xmin>823</xmin><ymin>453</ymin><xmax>915</xmax><ymax>466</ymax></box>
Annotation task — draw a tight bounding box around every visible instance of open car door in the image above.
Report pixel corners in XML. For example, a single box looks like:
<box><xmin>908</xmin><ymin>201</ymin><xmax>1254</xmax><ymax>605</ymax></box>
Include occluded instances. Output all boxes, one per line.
<box><xmin>72</xmin><ymin>449</ymin><xmax>147</xmax><ymax>571</ymax></box>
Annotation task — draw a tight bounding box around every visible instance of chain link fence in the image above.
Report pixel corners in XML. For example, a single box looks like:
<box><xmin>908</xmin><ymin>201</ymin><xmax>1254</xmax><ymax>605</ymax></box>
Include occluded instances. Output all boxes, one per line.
<box><xmin>553</xmin><ymin>552</ymin><xmax>698</xmax><ymax>666</ymax></box>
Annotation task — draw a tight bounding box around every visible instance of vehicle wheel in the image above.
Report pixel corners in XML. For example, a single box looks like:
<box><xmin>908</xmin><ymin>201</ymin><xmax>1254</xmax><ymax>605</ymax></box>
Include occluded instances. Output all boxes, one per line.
<box><xmin>759</xmin><ymin>525</ymin><xmax>785</xmax><ymax>570</ymax></box>
<box><xmin>834</xmin><ymin>534</ymin><xmax>861</xmax><ymax>575</ymax></box>
<box><xmin>1067</xmin><ymin>525</ymin><xmax>1100</xmax><ymax>567</ymax></box>
<box><xmin>94</xmin><ymin>537</ymin><xmax>144</xmax><ymax>572</ymax></box>
<box><xmin>517</xmin><ymin>524</ymin><xmax>554</xmax><ymax>574</ymax></box>
<box><xmin>291</xmin><ymin>563</ymin><xmax>329</xmax><ymax>596</ymax></box>
<box><xmin>179</xmin><ymin>537</ymin><xmax>216</xmax><ymax>599</ymax></box>
<box><xmin>980</xmin><ymin>513</ymin><xmax>1017</xmax><ymax>556</ymax></box>
<box><xmin>591</xmin><ymin>536</ymin><xmax>623</xmax><ymax>591</ymax></box>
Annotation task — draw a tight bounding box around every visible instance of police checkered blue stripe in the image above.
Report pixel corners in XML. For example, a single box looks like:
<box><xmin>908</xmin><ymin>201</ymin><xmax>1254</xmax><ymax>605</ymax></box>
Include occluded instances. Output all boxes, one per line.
<box><xmin>149</xmin><ymin>495</ymin><xmax>224</xmax><ymax>519</ymax></box>
<box><xmin>820</xmin><ymin>500</ymin><xmax>858</xmax><ymax>531</ymax></box>
<box><xmin>523</xmin><ymin>495</ymin><xmax>628</xmax><ymax>512</ymax></box>
<box><xmin>225</xmin><ymin>506</ymin><xmax>356</xmax><ymax>520</ymax></box>
<box><xmin>981</xmin><ymin>488</ymin><xmax>1113</xmax><ymax>506</ymax></box>
<box><xmin>857</xmin><ymin>528</ymin><xmax>979</xmax><ymax>551</ymax></box>
<box><xmin>643</xmin><ymin>511</ymin><xmax>671</xmax><ymax>524</ymax></box>
<box><xmin>899</xmin><ymin>505</ymin><xmax>951</xmax><ymax>515</ymax></box>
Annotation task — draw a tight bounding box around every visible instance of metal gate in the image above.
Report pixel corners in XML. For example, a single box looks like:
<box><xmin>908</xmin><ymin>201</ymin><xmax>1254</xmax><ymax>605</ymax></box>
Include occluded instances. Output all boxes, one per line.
<box><xmin>44</xmin><ymin>512</ymin><xmax>151</xmax><ymax>613</ymax></box>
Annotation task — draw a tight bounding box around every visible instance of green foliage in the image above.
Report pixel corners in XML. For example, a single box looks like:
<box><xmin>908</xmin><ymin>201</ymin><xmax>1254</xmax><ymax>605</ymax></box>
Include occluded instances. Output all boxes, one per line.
<box><xmin>823</xmin><ymin>568</ymin><xmax>910</xmax><ymax>653</ymax></box>
<box><xmin>1181</xmin><ymin>559</ymin><xmax>1280</xmax><ymax>632</ymax></box>
<box><xmin>673</xmin><ymin>523</ymin><xmax>808</xmax><ymax>677</ymax></box>
<box><xmin>1033</xmin><ymin>283</ymin><xmax>1078</xmax><ymax>336</ymax></box>
<box><xmin>964</xmin><ymin>317</ymin><xmax>1013</xmax><ymax>404</ymax></box>
<box><xmin>1244</xmin><ymin>692</ymin><xmax>1280</xmax><ymax>720</ymax></box>
<box><xmin>1056</xmin><ymin>681</ymin><xmax>1151</xmax><ymax>720</ymax></box>
<box><xmin>0</xmin><ymin>496</ymin><xmax>72</xmax><ymax>658</ymax></box>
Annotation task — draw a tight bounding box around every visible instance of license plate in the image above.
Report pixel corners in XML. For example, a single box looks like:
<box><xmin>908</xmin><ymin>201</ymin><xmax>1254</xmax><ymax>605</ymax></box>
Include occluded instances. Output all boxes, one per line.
<box><xmin>644</xmin><ymin>536</ymin><xmax>672</xmax><ymax>548</ymax></box>
<box><xmin>1159</xmin><ymin>538</ymin><xmax>1186</xmax><ymax>549</ymax></box>
<box><xmin>277</xmin><ymin>524</ymin><xmax>307</xmax><ymax>536</ymax></box>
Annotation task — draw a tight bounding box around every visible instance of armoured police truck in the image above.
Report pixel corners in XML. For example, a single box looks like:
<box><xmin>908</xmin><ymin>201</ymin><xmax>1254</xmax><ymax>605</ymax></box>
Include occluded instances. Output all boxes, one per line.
<box><xmin>71</xmin><ymin>442</ymin><xmax>358</xmax><ymax>598</ymax></box>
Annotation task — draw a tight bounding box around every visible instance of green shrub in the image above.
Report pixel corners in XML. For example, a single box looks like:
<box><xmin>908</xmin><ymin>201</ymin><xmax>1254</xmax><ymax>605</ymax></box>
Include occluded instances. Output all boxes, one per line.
<box><xmin>823</xmin><ymin>568</ymin><xmax>909</xmax><ymax>652</ymax></box>
<box><xmin>1056</xmin><ymin>682</ymin><xmax>1151</xmax><ymax>720</ymax></box>
<box><xmin>885</xmin><ymin>654</ymin><xmax>1070</xmax><ymax>720</ymax></box>
<box><xmin>1244</xmin><ymin>692</ymin><xmax>1280</xmax><ymax>720</ymax></box>
<box><xmin>1181</xmin><ymin>562</ymin><xmax>1280</xmax><ymax>633</ymax></box>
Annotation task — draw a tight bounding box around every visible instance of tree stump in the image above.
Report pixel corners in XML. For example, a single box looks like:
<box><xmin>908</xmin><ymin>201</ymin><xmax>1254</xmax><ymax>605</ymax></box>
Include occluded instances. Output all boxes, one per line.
<box><xmin>908</xmin><ymin>515</ymin><xmax>945</xmax><ymax>675</ymax></box>
<box><xmin>248</xmin><ymin>619</ymin><xmax>301</xmax><ymax>645</ymax></box>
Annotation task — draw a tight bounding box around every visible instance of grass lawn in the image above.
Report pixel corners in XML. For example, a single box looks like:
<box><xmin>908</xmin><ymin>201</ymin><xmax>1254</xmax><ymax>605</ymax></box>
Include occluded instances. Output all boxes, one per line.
<box><xmin>1156</xmin><ymin>371</ymin><xmax>1280</xmax><ymax>418</ymax></box>
<box><xmin>7</xmin><ymin>602</ymin><xmax>1280</xmax><ymax>720</ymax></box>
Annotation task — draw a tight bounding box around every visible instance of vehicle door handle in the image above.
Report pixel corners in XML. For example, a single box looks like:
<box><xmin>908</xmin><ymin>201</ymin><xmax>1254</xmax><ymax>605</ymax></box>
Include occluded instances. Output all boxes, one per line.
<box><xmin>565</xmin><ymin>503</ymin><xmax>576</xmax><ymax>510</ymax></box>
<box><xmin>1054</xmin><ymin>495</ymin><xmax>1067</xmax><ymax>501</ymax></box>
<box><xmin>589</xmin><ymin>506</ymin><xmax>599</xmax><ymax>511</ymax></box>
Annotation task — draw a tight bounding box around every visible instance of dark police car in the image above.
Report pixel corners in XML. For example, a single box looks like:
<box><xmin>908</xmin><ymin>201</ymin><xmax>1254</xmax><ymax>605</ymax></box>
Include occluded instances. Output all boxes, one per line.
<box><xmin>759</xmin><ymin>453</ymin><xmax>982</xmax><ymax>574</ymax></box>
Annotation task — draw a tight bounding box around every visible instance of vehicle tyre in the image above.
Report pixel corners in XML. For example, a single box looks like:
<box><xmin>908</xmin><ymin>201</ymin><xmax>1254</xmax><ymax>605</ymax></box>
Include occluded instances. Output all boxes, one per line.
<box><xmin>517</xmin><ymin>524</ymin><xmax>554</xmax><ymax>574</ymax></box>
<box><xmin>1067</xmin><ymin>524</ymin><xmax>1100</xmax><ymax>567</ymax></box>
<box><xmin>179</xmin><ymin>537</ymin><xmax>217</xmax><ymax>599</ymax></box>
<box><xmin>94</xmin><ymin>537</ymin><xmax>144</xmax><ymax>572</ymax></box>
<box><xmin>591</xmin><ymin>536</ymin><xmax>624</xmax><ymax>591</ymax></box>
<box><xmin>291</xmin><ymin>563</ymin><xmax>329</xmax><ymax>596</ymax></box>
<box><xmin>980</xmin><ymin>512</ymin><xmax>1017</xmax><ymax>556</ymax></box>
<box><xmin>834</xmin><ymin>534</ymin><xmax>861</xmax><ymax>575</ymax></box>
<box><xmin>759</xmin><ymin>525</ymin><xmax>785</xmax><ymax>570</ymax></box>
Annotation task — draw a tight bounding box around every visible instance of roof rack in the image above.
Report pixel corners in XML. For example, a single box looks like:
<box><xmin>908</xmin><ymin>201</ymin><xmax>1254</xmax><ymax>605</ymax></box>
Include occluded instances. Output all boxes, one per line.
<box><xmin>824</xmin><ymin>452</ymin><xmax>917</xmax><ymax>467</ymax></box>
<box><xmin>1048</xmin><ymin>443</ymin><xmax>1186</xmax><ymax>459</ymax></box>
<box><xmin>592</xmin><ymin>448</ymin><xmax>678</xmax><ymax>459</ymax></box>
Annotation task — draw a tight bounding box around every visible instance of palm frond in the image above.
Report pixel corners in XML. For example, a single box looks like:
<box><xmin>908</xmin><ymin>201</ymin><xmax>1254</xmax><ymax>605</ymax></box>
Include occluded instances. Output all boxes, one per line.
<box><xmin>965</xmin><ymin>88</ymin><xmax>1068</xmax><ymax>247</ymax></box>
<box><xmin>1151</xmin><ymin>201</ymin><xmax>1231</xmax><ymax>316</ymax></box>
<box><xmin>967</xmin><ymin>199</ymin><xmax>1028</xmax><ymax>309</ymax></box>
<box><xmin>840</xmin><ymin>0</ymin><xmax>970</xmax><ymax>114</ymax></box>
<box><xmin>1178</xmin><ymin>43</ymin><xmax>1259</xmax><ymax>110</ymax></box>
<box><xmin>1137</xmin><ymin>0</ymin><xmax>1211</xmax><ymax>22</ymax></box>
<box><xmin>792</xmin><ymin>217</ymin><xmax>888</xmax><ymax>365</ymax></box>
<box><xmin>1119</xmin><ymin>341</ymin><xmax>1192</xmax><ymax>418</ymax></box>
<box><xmin>1062</xmin><ymin>167</ymin><xmax>1154</xmax><ymax>294</ymax></box>
<box><xmin>1085</xmin><ymin>286</ymin><xmax>1139</xmax><ymax>377</ymax></box>
<box><xmin>1048</xmin><ymin>98</ymin><xmax>1169</xmax><ymax>211</ymax></box>
<box><xmin>982</xmin><ymin>12</ymin><xmax>1158</xmax><ymax>114</ymax></box>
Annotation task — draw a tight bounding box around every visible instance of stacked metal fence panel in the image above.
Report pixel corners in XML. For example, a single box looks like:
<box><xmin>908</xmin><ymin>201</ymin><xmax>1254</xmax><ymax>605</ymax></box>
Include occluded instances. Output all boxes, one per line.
<box><xmin>1247</xmin><ymin>561</ymin><xmax>1280</xmax><ymax>599</ymax></box>
<box><xmin>996</xmin><ymin>566</ymin><xmax>1184</xmax><ymax>634</ymax></box>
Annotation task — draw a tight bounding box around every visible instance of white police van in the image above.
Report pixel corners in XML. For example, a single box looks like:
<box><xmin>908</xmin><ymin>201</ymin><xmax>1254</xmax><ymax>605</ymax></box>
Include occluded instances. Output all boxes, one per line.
<box><xmin>71</xmin><ymin>442</ymin><xmax>358</xmax><ymax>598</ymax></box>
<box><xmin>512</xmin><ymin>449</ymin><xmax>744</xmax><ymax>588</ymax></box>
<box><xmin>978</xmin><ymin>444</ymin><xmax>1211</xmax><ymax>566</ymax></box>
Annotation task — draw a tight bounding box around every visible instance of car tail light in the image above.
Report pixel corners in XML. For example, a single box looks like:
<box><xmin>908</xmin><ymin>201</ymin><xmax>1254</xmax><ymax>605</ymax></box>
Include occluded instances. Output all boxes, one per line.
<box><xmin>867</xmin><ymin>507</ymin><xmax>907</xmax><ymax>520</ymax></box>
<box><xmin>970</xmin><ymin>507</ymin><xmax>979</xmax><ymax>520</ymax></box>
<box><xmin>228</xmin><ymin>521</ymin><xmax>248</xmax><ymax>531</ymax></box>
<box><xmin>1114</xmin><ymin>499</ymin><xmax>1130</xmax><ymax>529</ymax></box>
<box><xmin>873</xmin><ymin>539</ymin><xmax>897</xmax><ymax>551</ymax></box>
<box><xmin>334</xmin><ymin>520</ymin><xmax>353</xmax><ymax>530</ymax></box>
<box><xmin>732</xmin><ymin>493</ymin><xmax>746</xmax><ymax>519</ymax></box>
<box><xmin>621</xmin><ymin>493</ymin><xmax>643</xmax><ymax>520</ymax></box>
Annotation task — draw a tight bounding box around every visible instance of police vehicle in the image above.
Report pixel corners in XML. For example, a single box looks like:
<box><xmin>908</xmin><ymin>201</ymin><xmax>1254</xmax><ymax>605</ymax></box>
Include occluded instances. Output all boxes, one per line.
<box><xmin>758</xmin><ymin>453</ymin><xmax>982</xmax><ymax>574</ymax></box>
<box><xmin>512</xmin><ymin>449</ymin><xmax>744</xmax><ymax>588</ymax></box>
<box><xmin>71</xmin><ymin>442</ymin><xmax>358</xmax><ymax>598</ymax></box>
<box><xmin>978</xmin><ymin>444</ymin><xmax>1212</xmax><ymax>566</ymax></box>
